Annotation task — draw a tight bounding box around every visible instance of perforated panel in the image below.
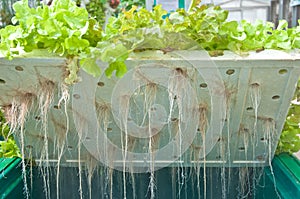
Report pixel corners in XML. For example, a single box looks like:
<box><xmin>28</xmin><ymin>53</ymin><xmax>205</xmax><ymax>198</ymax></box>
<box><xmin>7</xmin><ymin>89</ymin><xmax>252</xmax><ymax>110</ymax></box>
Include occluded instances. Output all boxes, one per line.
<box><xmin>0</xmin><ymin>50</ymin><xmax>299</xmax><ymax>168</ymax></box>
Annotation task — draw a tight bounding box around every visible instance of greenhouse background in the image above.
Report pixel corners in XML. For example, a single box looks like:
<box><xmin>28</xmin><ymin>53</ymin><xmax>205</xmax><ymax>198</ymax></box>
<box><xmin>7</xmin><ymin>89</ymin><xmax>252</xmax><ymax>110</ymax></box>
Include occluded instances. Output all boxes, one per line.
<box><xmin>1</xmin><ymin>1</ymin><xmax>300</xmax><ymax>26</ymax></box>
<box><xmin>0</xmin><ymin>0</ymin><xmax>300</xmax><ymax>199</ymax></box>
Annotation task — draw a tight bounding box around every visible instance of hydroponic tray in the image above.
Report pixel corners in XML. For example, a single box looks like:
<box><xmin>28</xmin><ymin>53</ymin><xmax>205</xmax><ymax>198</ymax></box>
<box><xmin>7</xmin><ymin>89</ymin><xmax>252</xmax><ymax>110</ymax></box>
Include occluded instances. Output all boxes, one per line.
<box><xmin>0</xmin><ymin>50</ymin><xmax>299</xmax><ymax>169</ymax></box>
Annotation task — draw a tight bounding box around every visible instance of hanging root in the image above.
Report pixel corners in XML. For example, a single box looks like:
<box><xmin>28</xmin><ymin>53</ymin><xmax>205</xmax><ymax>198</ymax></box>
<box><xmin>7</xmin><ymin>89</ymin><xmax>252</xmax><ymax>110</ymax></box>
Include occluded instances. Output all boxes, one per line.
<box><xmin>86</xmin><ymin>155</ymin><xmax>98</xmax><ymax>199</ymax></box>
<box><xmin>250</xmin><ymin>83</ymin><xmax>261</xmax><ymax>198</ymax></box>
<box><xmin>142</xmin><ymin>82</ymin><xmax>157</xmax><ymax>126</ymax></box>
<box><xmin>96</xmin><ymin>102</ymin><xmax>112</xmax><ymax>198</ymax></box>
<box><xmin>220</xmin><ymin>138</ymin><xmax>227</xmax><ymax>199</ymax></box>
<box><xmin>198</xmin><ymin>103</ymin><xmax>208</xmax><ymax>199</ymax></box>
<box><xmin>78</xmin><ymin>141</ymin><xmax>83</xmax><ymax>199</ymax></box>
<box><xmin>109</xmin><ymin>168</ymin><xmax>114</xmax><ymax>199</ymax></box>
<box><xmin>250</xmin><ymin>83</ymin><xmax>261</xmax><ymax>133</ymax></box>
<box><xmin>263</xmin><ymin>118</ymin><xmax>281</xmax><ymax>199</ymax></box>
<box><xmin>38</xmin><ymin>80</ymin><xmax>55</xmax><ymax>128</ymax></box>
<box><xmin>147</xmin><ymin>133</ymin><xmax>160</xmax><ymax>199</ymax></box>
<box><xmin>238</xmin><ymin>167</ymin><xmax>251</xmax><ymax>199</ymax></box>
<box><xmin>167</xmin><ymin>67</ymin><xmax>188</xmax><ymax>123</ymax></box>
<box><xmin>225</xmin><ymin>85</ymin><xmax>236</xmax><ymax>189</ymax></box>
<box><xmin>119</xmin><ymin>95</ymin><xmax>130</xmax><ymax>199</ymax></box>
<box><xmin>96</xmin><ymin>102</ymin><xmax>111</xmax><ymax>157</ymax></box>
<box><xmin>168</xmin><ymin>67</ymin><xmax>190</xmax><ymax>198</ymax></box>
<box><xmin>4</xmin><ymin>93</ymin><xmax>36</xmax><ymax>199</ymax></box>
<box><xmin>26</xmin><ymin>145</ymin><xmax>34</xmax><ymax>197</ymax></box>
<box><xmin>192</xmin><ymin>145</ymin><xmax>201</xmax><ymax>198</ymax></box>
<box><xmin>36</xmin><ymin>80</ymin><xmax>55</xmax><ymax>199</ymax></box>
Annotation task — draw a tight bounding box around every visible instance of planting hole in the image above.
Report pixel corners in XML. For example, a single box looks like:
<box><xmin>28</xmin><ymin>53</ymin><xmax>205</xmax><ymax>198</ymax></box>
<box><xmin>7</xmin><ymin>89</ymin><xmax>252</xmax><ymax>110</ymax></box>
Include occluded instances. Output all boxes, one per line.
<box><xmin>85</xmin><ymin>137</ymin><xmax>91</xmax><ymax>141</ymax></box>
<box><xmin>216</xmin><ymin>155</ymin><xmax>221</xmax><ymax>159</ymax></box>
<box><xmin>246</xmin><ymin>107</ymin><xmax>253</xmax><ymax>111</ymax></box>
<box><xmin>73</xmin><ymin>94</ymin><xmax>80</xmax><ymax>99</ymax></box>
<box><xmin>272</xmin><ymin>95</ymin><xmax>280</xmax><ymax>100</ymax></box>
<box><xmin>35</xmin><ymin>116</ymin><xmax>41</xmax><ymax>120</ymax></box>
<box><xmin>251</xmin><ymin>82</ymin><xmax>260</xmax><ymax>87</ymax></box>
<box><xmin>97</xmin><ymin>81</ymin><xmax>105</xmax><ymax>87</ymax></box>
<box><xmin>67</xmin><ymin>145</ymin><xmax>73</xmax><ymax>150</ymax></box>
<box><xmin>175</xmin><ymin>67</ymin><xmax>184</xmax><ymax>74</ymax></box>
<box><xmin>150</xmin><ymin>107</ymin><xmax>157</xmax><ymax>111</ymax></box>
<box><xmin>226</xmin><ymin>69</ymin><xmax>235</xmax><ymax>75</ymax></box>
<box><xmin>26</xmin><ymin>145</ymin><xmax>33</xmax><ymax>149</ymax></box>
<box><xmin>107</xmin><ymin>127</ymin><xmax>112</xmax><ymax>132</ymax></box>
<box><xmin>15</xmin><ymin>66</ymin><xmax>24</xmax><ymax>71</ymax></box>
<box><xmin>278</xmin><ymin>69</ymin><xmax>288</xmax><ymax>75</ymax></box>
<box><xmin>243</xmin><ymin>128</ymin><xmax>249</xmax><ymax>133</ymax></box>
<box><xmin>53</xmin><ymin>105</ymin><xmax>60</xmax><ymax>109</ymax></box>
<box><xmin>256</xmin><ymin>155</ymin><xmax>265</xmax><ymax>161</ymax></box>
<box><xmin>238</xmin><ymin>147</ymin><xmax>245</xmax><ymax>151</ymax></box>
<box><xmin>171</xmin><ymin>118</ymin><xmax>178</xmax><ymax>122</ymax></box>
<box><xmin>260</xmin><ymin>137</ymin><xmax>267</xmax><ymax>142</ymax></box>
<box><xmin>200</xmin><ymin>83</ymin><xmax>207</xmax><ymax>88</ymax></box>
<box><xmin>0</xmin><ymin>79</ymin><xmax>5</xmax><ymax>84</ymax></box>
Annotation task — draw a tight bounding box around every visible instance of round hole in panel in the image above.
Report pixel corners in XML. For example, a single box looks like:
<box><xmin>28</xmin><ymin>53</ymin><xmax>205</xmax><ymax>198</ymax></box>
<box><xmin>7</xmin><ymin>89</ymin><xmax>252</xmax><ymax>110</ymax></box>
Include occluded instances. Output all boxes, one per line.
<box><xmin>150</xmin><ymin>107</ymin><xmax>157</xmax><ymax>111</ymax></box>
<box><xmin>250</xmin><ymin>82</ymin><xmax>260</xmax><ymax>87</ymax></box>
<box><xmin>0</xmin><ymin>79</ymin><xmax>5</xmax><ymax>84</ymax></box>
<box><xmin>85</xmin><ymin>137</ymin><xmax>91</xmax><ymax>141</ymax></box>
<box><xmin>278</xmin><ymin>69</ymin><xmax>288</xmax><ymax>75</ymax></box>
<box><xmin>272</xmin><ymin>95</ymin><xmax>280</xmax><ymax>100</ymax></box>
<box><xmin>256</xmin><ymin>155</ymin><xmax>265</xmax><ymax>161</ymax></box>
<box><xmin>200</xmin><ymin>83</ymin><xmax>208</xmax><ymax>88</ymax></box>
<box><xmin>260</xmin><ymin>137</ymin><xmax>267</xmax><ymax>142</ymax></box>
<box><xmin>73</xmin><ymin>94</ymin><xmax>80</xmax><ymax>99</ymax></box>
<box><xmin>238</xmin><ymin>147</ymin><xmax>245</xmax><ymax>151</ymax></box>
<box><xmin>243</xmin><ymin>128</ymin><xmax>249</xmax><ymax>133</ymax></box>
<box><xmin>171</xmin><ymin>118</ymin><xmax>178</xmax><ymax>122</ymax></box>
<box><xmin>15</xmin><ymin>66</ymin><xmax>24</xmax><ymax>71</ymax></box>
<box><xmin>226</xmin><ymin>69</ymin><xmax>235</xmax><ymax>75</ymax></box>
<box><xmin>246</xmin><ymin>107</ymin><xmax>253</xmax><ymax>111</ymax></box>
<box><xmin>97</xmin><ymin>81</ymin><xmax>105</xmax><ymax>87</ymax></box>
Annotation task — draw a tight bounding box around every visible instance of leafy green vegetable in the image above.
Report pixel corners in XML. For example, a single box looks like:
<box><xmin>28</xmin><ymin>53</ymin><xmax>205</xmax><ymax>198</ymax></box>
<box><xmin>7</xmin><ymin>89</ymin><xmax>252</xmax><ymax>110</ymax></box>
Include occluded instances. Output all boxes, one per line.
<box><xmin>0</xmin><ymin>138</ymin><xmax>21</xmax><ymax>158</ymax></box>
<box><xmin>276</xmin><ymin>80</ymin><xmax>300</xmax><ymax>155</ymax></box>
<box><xmin>0</xmin><ymin>0</ymin><xmax>103</xmax><ymax>84</ymax></box>
<box><xmin>2</xmin><ymin>1</ymin><xmax>300</xmax><ymax>82</ymax></box>
<box><xmin>0</xmin><ymin>108</ymin><xmax>21</xmax><ymax>158</ymax></box>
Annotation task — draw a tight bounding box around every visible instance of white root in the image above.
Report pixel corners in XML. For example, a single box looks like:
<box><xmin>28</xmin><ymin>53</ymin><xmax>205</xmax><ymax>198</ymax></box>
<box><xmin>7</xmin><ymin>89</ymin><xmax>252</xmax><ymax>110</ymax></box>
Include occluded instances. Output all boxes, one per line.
<box><xmin>119</xmin><ymin>95</ymin><xmax>130</xmax><ymax>199</ymax></box>
<box><xmin>86</xmin><ymin>155</ymin><xmax>98</xmax><ymax>199</ymax></box>
<box><xmin>264</xmin><ymin>118</ymin><xmax>281</xmax><ymax>199</ymax></box>
<box><xmin>55</xmin><ymin>83</ymin><xmax>70</xmax><ymax>199</ymax></box>
<box><xmin>198</xmin><ymin>104</ymin><xmax>208</xmax><ymax>199</ymax></box>
<box><xmin>5</xmin><ymin>93</ymin><xmax>35</xmax><ymax>199</ymax></box>
<box><xmin>38</xmin><ymin>80</ymin><xmax>55</xmax><ymax>199</ymax></box>
<box><xmin>168</xmin><ymin>68</ymin><xmax>190</xmax><ymax>198</ymax></box>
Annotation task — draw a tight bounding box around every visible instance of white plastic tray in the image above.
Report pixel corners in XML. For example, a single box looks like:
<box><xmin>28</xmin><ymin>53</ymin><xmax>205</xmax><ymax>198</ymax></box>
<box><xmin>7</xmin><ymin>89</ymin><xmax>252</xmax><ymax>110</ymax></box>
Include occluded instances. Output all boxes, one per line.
<box><xmin>0</xmin><ymin>50</ymin><xmax>299</xmax><ymax>169</ymax></box>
